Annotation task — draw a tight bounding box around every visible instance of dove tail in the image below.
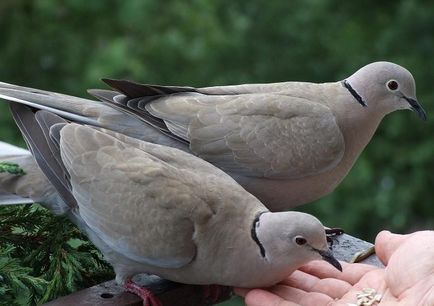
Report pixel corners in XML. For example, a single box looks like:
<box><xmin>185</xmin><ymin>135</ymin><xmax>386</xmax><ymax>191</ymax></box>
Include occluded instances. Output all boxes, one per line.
<box><xmin>0</xmin><ymin>141</ymin><xmax>66</xmax><ymax>212</ymax></box>
<box><xmin>0</xmin><ymin>142</ymin><xmax>32</xmax><ymax>204</ymax></box>
<box><xmin>0</xmin><ymin>81</ymin><xmax>99</xmax><ymax>125</ymax></box>
<box><xmin>0</xmin><ymin>191</ymin><xmax>34</xmax><ymax>205</ymax></box>
<box><xmin>88</xmin><ymin>80</ymin><xmax>191</xmax><ymax>146</ymax></box>
<box><xmin>0</xmin><ymin>81</ymin><xmax>189</xmax><ymax>149</ymax></box>
<box><xmin>0</xmin><ymin>161</ymin><xmax>36</xmax><ymax>205</ymax></box>
<box><xmin>8</xmin><ymin>103</ymin><xmax>78</xmax><ymax>210</ymax></box>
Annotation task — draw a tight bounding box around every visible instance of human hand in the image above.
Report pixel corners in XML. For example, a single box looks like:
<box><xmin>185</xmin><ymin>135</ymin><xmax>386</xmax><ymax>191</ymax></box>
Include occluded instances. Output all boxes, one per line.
<box><xmin>235</xmin><ymin>230</ymin><xmax>434</xmax><ymax>305</ymax></box>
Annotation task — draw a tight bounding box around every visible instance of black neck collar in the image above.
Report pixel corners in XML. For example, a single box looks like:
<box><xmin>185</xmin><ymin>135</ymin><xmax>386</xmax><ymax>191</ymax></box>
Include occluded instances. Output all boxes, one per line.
<box><xmin>251</xmin><ymin>211</ymin><xmax>267</xmax><ymax>258</ymax></box>
<box><xmin>343</xmin><ymin>80</ymin><xmax>367</xmax><ymax>107</ymax></box>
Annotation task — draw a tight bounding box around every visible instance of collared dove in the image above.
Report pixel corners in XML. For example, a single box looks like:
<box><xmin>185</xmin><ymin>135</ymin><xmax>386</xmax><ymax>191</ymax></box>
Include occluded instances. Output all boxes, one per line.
<box><xmin>0</xmin><ymin>62</ymin><xmax>426</xmax><ymax>211</ymax></box>
<box><xmin>2</xmin><ymin>105</ymin><xmax>341</xmax><ymax>304</ymax></box>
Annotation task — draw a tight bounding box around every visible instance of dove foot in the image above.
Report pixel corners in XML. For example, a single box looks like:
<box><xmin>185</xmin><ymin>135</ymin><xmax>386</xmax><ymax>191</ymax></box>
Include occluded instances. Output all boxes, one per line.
<box><xmin>124</xmin><ymin>279</ymin><xmax>162</xmax><ymax>306</ymax></box>
<box><xmin>203</xmin><ymin>284</ymin><xmax>224</xmax><ymax>303</ymax></box>
<box><xmin>325</xmin><ymin>227</ymin><xmax>344</xmax><ymax>246</ymax></box>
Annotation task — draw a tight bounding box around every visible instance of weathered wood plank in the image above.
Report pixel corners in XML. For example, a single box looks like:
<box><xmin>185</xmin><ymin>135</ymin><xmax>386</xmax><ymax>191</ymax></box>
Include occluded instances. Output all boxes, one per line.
<box><xmin>43</xmin><ymin>232</ymin><xmax>381</xmax><ymax>306</ymax></box>
<box><xmin>332</xmin><ymin>233</ymin><xmax>382</xmax><ymax>266</ymax></box>
<box><xmin>43</xmin><ymin>280</ymin><xmax>143</xmax><ymax>306</ymax></box>
<box><xmin>43</xmin><ymin>279</ymin><xmax>232</xmax><ymax>306</ymax></box>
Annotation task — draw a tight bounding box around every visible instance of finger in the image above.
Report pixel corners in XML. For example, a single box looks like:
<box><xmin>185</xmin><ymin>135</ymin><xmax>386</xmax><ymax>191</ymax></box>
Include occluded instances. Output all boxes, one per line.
<box><xmin>282</xmin><ymin>270</ymin><xmax>351</xmax><ymax>299</ymax></box>
<box><xmin>375</xmin><ymin>230</ymin><xmax>409</xmax><ymax>265</ymax></box>
<box><xmin>270</xmin><ymin>284</ymin><xmax>334</xmax><ymax>306</ymax></box>
<box><xmin>244</xmin><ymin>288</ymin><xmax>300</xmax><ymax>306</ymax></box>
<box><xmin>299</xmin><ymin>260</ymin><xmax>377</xmax><ymax>285</ymax></box>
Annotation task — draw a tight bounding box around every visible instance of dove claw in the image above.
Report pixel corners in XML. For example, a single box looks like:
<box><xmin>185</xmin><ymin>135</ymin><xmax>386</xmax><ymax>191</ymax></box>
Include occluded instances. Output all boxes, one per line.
<box><xmin>124</xmin><ymin>280</ymin><xmax>162</xmax><ymax>306</ymax></box>
<box><xmin>203</xmin><ymin>284</ymin><xmax>224</xmax><ymax>303</ymax></box>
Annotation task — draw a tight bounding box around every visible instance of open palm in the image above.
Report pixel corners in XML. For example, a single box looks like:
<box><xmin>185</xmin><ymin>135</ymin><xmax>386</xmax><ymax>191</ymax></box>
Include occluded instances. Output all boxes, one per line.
<box><xmin>236</xmin><ymin>230</ymin><xmax>434</xmax><ymax>306</ymax></box>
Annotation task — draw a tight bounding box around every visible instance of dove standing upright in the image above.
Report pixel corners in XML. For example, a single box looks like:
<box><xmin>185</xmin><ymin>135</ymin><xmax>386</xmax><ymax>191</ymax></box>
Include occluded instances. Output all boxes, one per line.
<box><xmin>2</xmin><ymin>105</ymin><xmax>341</xmax><ymax>305</ymax></box>
<box><xmin>0</xmin><ymin>62</ymin><xmax>426</xmax><ymax>211</ymax></box>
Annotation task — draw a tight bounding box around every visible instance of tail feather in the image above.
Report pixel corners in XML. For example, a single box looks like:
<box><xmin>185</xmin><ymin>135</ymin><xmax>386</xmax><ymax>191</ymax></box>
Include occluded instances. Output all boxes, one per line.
<box><xmin>0</xmin><ymin>141</ymin><xmax>66</xmax><ymax>213</ymax></box>
<box><xmin>0</xmin><ymin>81</ymin><xmax>100</xmax><ymax>125</ymax></box>
<box><xmin>101</xmin><ymin>78</ymin><xmax>197</xmax><ymax>98</ymax></box>
<box><xmin>0</xmin><ymin>81</ymin><xmax>174</xmax><ymax>145</ymax></box>
<box><xmin>9</xmin><ymin>103</ymin><xmax>77</xmax><ymax>209</ymax></box>
<box><xmin>0</xmin><ymin>141</ymin><xmax>33</xmax><ymax>205</ymax></box>
<box><xmin>0</xmin><ymin>191</ymin><xmax>34</xmax><ymax>205</ymax></box>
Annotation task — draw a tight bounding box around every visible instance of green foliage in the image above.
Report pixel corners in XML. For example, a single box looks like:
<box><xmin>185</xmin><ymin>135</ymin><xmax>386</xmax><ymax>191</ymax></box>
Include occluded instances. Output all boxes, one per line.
<box><xmin>0</xmin><ymin>1</ymin><xmax>433</xmax><ymax>305</ymax></box>
<box><xmin>0</xmin><ymin>246</ymin><xmax>47</xmax><ymax>306</ymax></box>
<box><xmin>0</xmin><ymin>162</ymin><xmax>26</xmax><ymax>176</ymax></box>
<box><xmin>0</xmin><ymin>205</ymin><xmax>114</xmax><ymax>305</ymax></box>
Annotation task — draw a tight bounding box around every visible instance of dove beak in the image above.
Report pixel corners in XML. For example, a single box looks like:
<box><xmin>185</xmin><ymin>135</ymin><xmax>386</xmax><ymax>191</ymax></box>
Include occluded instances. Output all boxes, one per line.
<box><xmin>317</xmin><ymin>249</ymin><xmax>342</xmax><ymax>272</ymax></box>
<box><xmin>404</xmin><ymin>96</ymin><xmax>427</xmax><ymax>121</ymax></box>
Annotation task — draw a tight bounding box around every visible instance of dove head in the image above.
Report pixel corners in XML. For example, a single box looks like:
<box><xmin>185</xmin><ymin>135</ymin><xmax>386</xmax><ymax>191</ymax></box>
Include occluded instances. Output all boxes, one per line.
<box><xmin>345</xmin><ymin>61</ymin><xmax>426</xmax><ymax>120</ymax></box>
<box><xmin>255</xmin><ymin>211</ymin><xmax>342</xmax><ymax>272</ymax></box>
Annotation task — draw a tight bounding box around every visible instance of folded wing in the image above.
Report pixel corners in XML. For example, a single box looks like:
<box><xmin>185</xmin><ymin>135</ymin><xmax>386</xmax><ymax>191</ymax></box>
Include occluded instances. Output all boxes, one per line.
<box><xmin>94</xmin><ymin>79</ymin><xmax>345</xmax><ymax>179</ymax></box>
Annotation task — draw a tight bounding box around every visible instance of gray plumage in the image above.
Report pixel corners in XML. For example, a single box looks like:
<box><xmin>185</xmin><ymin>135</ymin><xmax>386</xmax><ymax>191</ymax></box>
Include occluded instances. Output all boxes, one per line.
<box><xmin>2</xmin><ymin>106</ymin><xmax>341</xmax><ymax>287</ymax></box>
<box><xmin>0</xmin><ymin>62</ymin><xmax>426</xmax><ymax>210</ymax></box>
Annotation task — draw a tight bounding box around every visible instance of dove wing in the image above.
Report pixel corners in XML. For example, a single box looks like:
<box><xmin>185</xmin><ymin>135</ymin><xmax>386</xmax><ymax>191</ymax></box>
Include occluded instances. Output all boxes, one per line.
<box><xmin>59</xmin><ymin>124</ymin><xmax>229</xmax><ymax>268</ymax></box>
<box><xmin>146</xmin><ymin>93</ymin><xmax>345</xmax><ymax>178</ymax></box>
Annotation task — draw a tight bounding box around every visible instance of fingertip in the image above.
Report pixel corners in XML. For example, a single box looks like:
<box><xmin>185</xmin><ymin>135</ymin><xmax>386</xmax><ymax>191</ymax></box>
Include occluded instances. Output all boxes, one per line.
<box><xmin>374</xmin><ymin>230</ymin><xmax>407</xmax><ymax>265</ymax></box>
<box><xmin>374</xmin><ymin>230</ymin><xmax>391</xmax><ymax>246</ymax></box>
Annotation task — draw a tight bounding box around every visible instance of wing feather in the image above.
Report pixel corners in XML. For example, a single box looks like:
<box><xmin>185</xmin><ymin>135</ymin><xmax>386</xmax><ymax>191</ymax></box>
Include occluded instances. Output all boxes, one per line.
<box><xmin>59</xmin><ymin>125</ymin><xmax>247</xmax><ymax>268</ymax></box>
<box><xmin>148</xmin><ymin>93</ymin><xmax>345</xmax><ymax>178</ymax></box>
<box><xmin>91</xmin><ymin>79</ymin><xmax>344</xmax><ymax>179</ymax></box>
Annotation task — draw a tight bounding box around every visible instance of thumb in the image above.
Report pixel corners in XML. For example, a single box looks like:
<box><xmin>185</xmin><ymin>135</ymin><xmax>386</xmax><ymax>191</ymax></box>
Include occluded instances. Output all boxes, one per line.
<box><xmin>374</xmin><ymin>230</ymin><xmax>410</xmax><ymax>265</ymax></box>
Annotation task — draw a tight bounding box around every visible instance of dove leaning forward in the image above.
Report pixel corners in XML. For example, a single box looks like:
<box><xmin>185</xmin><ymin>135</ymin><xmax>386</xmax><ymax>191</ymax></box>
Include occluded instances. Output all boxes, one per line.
<box><xmin>4</xmin><ymin>104</ymin><xmax>342</xmax><ymax>289</ymax></box>
<box><xmin>0</xmin><ymin>62</ymin><xmax>426</xmax><ymax>210</ymax></box>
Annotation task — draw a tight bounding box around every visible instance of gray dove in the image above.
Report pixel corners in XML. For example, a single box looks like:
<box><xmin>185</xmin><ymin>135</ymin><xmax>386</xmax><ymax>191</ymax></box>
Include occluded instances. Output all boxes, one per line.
<box><xmin>0</xmin><ymin>61</ymin><xmax>426</xmax><ymax>211</ymax></box>
<box><xmin>1</xmin><ymin>104</ymin><xmax>341</xmax><ymax>304</ymax></box>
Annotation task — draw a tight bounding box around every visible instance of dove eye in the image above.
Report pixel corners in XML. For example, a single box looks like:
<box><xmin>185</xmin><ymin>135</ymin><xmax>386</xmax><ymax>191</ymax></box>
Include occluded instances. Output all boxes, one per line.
<box><xmin>387</xmin><ymin>80</ymin><xmax>399</xmax><ymax>91</ymax></box>
<box><xmin>294</xmin><ymin>236</ymin><xmax>307</xmax><ymax>246</ymax></box>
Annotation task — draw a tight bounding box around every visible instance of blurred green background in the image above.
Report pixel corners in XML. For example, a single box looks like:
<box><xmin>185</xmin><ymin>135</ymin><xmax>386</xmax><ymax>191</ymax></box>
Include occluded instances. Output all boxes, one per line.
<box><xmin>0</xmin><ymin>0</ymin><xmax>433</xmax><ymax>305</ymax></box>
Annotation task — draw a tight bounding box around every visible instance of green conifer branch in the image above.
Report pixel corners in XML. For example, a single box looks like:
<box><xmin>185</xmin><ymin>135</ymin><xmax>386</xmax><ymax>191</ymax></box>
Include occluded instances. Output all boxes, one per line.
<box><xmin>0</xmin><ymin>205</ymin><xmax>114</xmax><ymax>305</ymax></box>
<box><xmin>0</xmin><ymin>162</ymin><xmax>26</xmax><ymax>176</ymax></box>
<box><xmin>0</xmin><ymin>246</ymin><xmax>47</xmax><ymax>306</ymax></box>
